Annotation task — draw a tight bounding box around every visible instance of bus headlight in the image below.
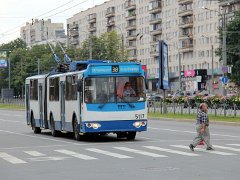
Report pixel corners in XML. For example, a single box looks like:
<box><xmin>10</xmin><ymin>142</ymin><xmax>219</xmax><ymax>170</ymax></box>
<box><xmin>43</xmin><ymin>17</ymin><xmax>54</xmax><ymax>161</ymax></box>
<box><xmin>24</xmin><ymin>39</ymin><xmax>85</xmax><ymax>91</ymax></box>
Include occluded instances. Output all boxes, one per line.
<box><xmin>133</xmin><ymin>121</ymin><xmax>147</xmax><ymax>128</ymax></box>
<box><xmin>85</xmin><ymin>123</ymin><xmax>101</xmax><ymax>129</ymax></box>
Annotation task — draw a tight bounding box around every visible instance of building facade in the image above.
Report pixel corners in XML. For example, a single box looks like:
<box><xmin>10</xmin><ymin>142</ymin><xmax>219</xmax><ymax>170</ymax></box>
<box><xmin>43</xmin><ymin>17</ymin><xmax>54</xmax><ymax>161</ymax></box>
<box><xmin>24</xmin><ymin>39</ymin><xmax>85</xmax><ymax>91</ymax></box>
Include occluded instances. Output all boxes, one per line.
<box><xmin>67</xmin><ymin>0</ymin><xmax>226</xmax><ymax>93</ymax></box>
<box><xmin>20</xmin><ymin>19</ymin><xmax>66</xmax><ymax>48</ymax></box>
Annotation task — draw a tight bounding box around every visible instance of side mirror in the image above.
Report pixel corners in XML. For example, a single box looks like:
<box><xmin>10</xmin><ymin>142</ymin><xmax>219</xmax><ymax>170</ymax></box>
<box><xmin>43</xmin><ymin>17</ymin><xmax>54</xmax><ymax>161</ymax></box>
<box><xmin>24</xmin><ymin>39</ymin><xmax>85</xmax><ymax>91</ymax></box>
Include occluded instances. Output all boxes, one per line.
<box><xmin>77</xmin><ymin>80</ymin><xmax>83</xmax><ymax>92</ymax></box>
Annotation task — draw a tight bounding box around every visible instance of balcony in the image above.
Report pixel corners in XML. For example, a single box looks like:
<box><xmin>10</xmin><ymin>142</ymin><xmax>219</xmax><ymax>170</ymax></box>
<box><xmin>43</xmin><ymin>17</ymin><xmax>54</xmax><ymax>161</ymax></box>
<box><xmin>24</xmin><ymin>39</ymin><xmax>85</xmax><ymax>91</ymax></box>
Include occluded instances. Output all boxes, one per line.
<box><xmin>149</xmin><ymin>1</ymin><xmax>162</xmax><ymax>14</ymax></box>
<box><xmin>70</xmin><ymin>30</ymin><xmax>79</xmax><ymax>37</ymax></box>
<box><xmin>179</xmin><ymin>32</ymin><xmax>193</xmax><ymax>40</ymax></box>
<box><xmin>150</xmin><ymin>28</ymin><xmax>162</xmax><ymax>35</ymax></box>
<box><xmin>70</xmin><ymin>39</ymin><xmax>79</xmax><ymax>45</ymax></box>
<box><xmin>126</xmin><ymin>12</ymin><xmax>136</xmax><ymax>21</ymax></box>
<box><xmin>126</xmin><ymin>24</ymin><xmax>137</xmax><ymax>31</ymax></box>
<box><xmin>179</xmin><ymin>44</ymin><xmax>193</xmax><ymax>53</ymax></box>
<box><xmin>179</xmin><ymin>18</ymin><xmax>193</xmax><ymax>28</ymax></box>
<box><xmin>150</xmin><ymin>17</ymin><xmax>161</xmax><ymax>25</ymax></box>
<box><xmin>88</xmin><ymin>13</ymin><xmax>96</xmax><ymax>23</ymax></box>
<box><xmin>105</xmin><ymin>7</ymin><xmax>115</xmax><ymax>18</ymax></box>
<box><xmin>150</xmin><ymin>50</ymin><xmax>159</xmax><ymax>57</ymax></box>
<box><xmin>129</xmin><ymin>55</ymin><xmax>137</xmax><ymax>61</ymax></box>
<box><xmin>126</xmin><ymin>34</ymin><xmax>138</xmax><ymax>40</ymax></box>
<box><xmin>69</xmin><ymin>24</ymin><xmax>79</xmax><ymax>30</ymax></box>
<box><xmin>125</xmin><ymin>0</ymin><xmax>136</xmax><ymax>11</ymax></box>
<box><xmin>106</xmin><ymin>20</ymin><xmax>115</xmax><ymax>27</ymax></box>
<box><xmin>150</xmin><ymin>40</ymin><xmax>159</xmax><ymax>45</ymax></box>
<box><xmin>178</xmin><ymin>8</ymin><xmax>193</xmax><ymax>17</ymax></box>
<box><xmin>126</xmin><ymin>45</ymin><xmax>137</xmax><ymax>50</ymax></box>
<box><xmin>178</xmin><ymin>0</ymin><xmax>193</xmax><ymax>5</ymax></box>
<box><xmin>89</xmin><ymin>26</ymin><xmax>96</xmax><ymax>32</ymax></box>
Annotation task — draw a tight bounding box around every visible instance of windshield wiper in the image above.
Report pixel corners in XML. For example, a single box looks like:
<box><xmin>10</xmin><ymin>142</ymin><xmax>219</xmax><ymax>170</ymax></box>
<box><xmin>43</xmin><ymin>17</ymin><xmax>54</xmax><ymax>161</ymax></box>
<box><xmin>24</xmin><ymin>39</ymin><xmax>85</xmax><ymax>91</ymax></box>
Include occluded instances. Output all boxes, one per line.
<box><xmin>98</xmin><ymin>99</ymin><xmax>109</xmax><ymax>109</ymax></box>
<box><xmin>118</xmin><ymin>96</ymin><xmax>135</xmax><ymax>108</ymax></box>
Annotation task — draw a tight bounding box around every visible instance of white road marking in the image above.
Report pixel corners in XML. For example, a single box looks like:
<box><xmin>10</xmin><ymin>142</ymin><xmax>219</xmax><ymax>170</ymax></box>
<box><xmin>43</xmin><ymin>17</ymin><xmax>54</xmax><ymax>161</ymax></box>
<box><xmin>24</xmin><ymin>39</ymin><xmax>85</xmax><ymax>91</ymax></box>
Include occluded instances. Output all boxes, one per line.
<box><xmin>86</xmin><ymin>148</ymin><xmax>132</xmax><ymax>159</ymax></box>
<box><xmin>144</xmin><ymin>146</ymin><xmax>200</xmax><ymax>156</ymax></box>
<box><xmin>227</xmin><ymin>144</ymin><xmax>240</xmax><ymax>147</ymax></box>
<box><xmin>27</xmin><ymin>156</ymin><xmax>70</xmax><ymax>162</ymax></box>
<box><xmin>114</xmin><ymin>147</ymin><xmax>167</xmax><ymax>157</ymax></box>
<box><xmin>55</xmin><ymin>149</ymin><xmax>97</xmax><ymax>160</ymax></box>
<box><xmin>0</xmin><ymin>152</ymin><xmax>27</xmax><ymax>164</ymax></box>
<box><xmin>171</xmin><ymin>145</ymin><xmax>236</xmax><ymax>156</ymax></box>
<box><xmin>0</xmin><ymin>118</ymin><xmax>23</xmax><ymax>123</ymax></box>
<box><xmin>24</xmin><ymin>151</ymin><xmax>45</xmax><ymax>157</ymax></box>
<box><xmin>213</xmin><ymin>145</ymin><xmax>240</xmax><ymax>152</ymax></box>
<box><xmin>0</xmin><ymin>129</ymin><xmax>80</xmax><ymax>145</ymax></box>
<box><xmin>148</xmin><ymin>127</ymin><xmax>240</xmax><ymax>138</ymax></box>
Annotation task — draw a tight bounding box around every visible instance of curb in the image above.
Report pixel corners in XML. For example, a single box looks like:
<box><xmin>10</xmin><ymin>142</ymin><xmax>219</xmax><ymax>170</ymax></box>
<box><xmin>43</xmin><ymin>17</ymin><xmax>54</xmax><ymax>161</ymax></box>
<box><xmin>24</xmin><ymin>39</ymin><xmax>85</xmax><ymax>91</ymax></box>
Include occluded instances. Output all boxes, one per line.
<box><xmin>149</xmin><ymin>117</ymin><xmax>240</xmax><ymax>126</ymax></box>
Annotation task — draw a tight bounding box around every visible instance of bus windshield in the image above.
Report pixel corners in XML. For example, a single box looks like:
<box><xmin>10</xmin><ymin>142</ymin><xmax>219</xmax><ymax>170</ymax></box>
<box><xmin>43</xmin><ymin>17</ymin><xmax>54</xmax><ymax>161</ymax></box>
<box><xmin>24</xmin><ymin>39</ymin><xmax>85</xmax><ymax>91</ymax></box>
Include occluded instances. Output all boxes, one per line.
<box><xmin>84</xmin><ymin>76</ymin><xmax>146</xmax><ymax>104</ymax></box>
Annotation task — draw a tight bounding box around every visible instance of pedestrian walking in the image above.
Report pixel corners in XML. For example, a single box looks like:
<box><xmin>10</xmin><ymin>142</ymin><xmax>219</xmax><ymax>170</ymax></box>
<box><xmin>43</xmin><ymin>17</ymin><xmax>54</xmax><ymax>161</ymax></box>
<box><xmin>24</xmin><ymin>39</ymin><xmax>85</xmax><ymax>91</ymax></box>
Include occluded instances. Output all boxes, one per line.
<box><xmin>189</xmin><ymin>103</ymin><xmax>214</xmax><ymax>151</ymax></box>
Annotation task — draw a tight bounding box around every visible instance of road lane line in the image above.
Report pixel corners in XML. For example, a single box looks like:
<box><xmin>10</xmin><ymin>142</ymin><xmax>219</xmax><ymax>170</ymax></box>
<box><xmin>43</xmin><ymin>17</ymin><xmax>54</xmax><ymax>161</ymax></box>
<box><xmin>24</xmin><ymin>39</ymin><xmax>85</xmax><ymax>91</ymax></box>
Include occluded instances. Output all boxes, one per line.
<box><xmin>144</xmin><ymin>146</ymin><xmax>200</xmax><ymax>156</ymax></box>
<box><xmin>227</xmin><ymin>144</ymin><xmax>240</xmax><ymax>147</ymax></box>
<box><xmin>114</xmin><ymin>147</ymin><xmax>167</xmax><ymax>157</ymax></box>
<box><xmin>0</xmin><ymin>118</ymin><xmax>24</xmax><ymax>123</ymax></box>
<box><xmin>24</xmin><ymin>151</ymin><xmax>45</xmax><ymax>157</ymax></box>
<box><xmin>148</xmin><ymin>127</ymin><xmax>240</xmax><ymax>138</ymax></box>
<box><xmin>171</xmin><ymin>145</ymin><xmax>236</xmax><ymax>156</ymax></box>
<box><xmin>86</xmin><ymin>148</ymin><xmax>132</xmax><ymax>159</ymax></box>
<box><xmin>213</xmin><ymin>145</ymin><xmax>240</xmax><ymax>152</ymax></box>
<box><xmin>55</xmin><ymin>150</ymin><xmax>97</xmax><ymax>160</ymax></box>
<box><xmin>0</xmin><ymin>129</ymin><xmax>81</xmax><ymax>145</ymax></box>
<box><xmin>0</xmin><ymin>152</ymin><xmax>27</xmax><ymax>164</ymax></box>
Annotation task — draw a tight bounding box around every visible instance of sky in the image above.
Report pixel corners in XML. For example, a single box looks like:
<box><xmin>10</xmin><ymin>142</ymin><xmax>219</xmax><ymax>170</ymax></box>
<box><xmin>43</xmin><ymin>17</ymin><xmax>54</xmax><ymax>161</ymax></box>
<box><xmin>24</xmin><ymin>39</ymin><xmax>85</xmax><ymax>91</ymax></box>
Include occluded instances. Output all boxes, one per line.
<box><xmin>0</xmin><ymin>0</ymin><xmax>108</xmax><ymax>44</ymax></box>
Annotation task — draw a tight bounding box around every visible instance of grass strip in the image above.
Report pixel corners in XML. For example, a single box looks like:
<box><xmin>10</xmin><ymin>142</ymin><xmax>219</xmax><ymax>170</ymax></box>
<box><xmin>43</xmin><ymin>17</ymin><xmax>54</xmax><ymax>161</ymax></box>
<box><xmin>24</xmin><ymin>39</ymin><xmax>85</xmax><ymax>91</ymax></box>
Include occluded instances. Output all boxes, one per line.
<box><xmin>148</xmin><ymin>112</ymin><xmax>240</xmax><ymax>122</ymax></box>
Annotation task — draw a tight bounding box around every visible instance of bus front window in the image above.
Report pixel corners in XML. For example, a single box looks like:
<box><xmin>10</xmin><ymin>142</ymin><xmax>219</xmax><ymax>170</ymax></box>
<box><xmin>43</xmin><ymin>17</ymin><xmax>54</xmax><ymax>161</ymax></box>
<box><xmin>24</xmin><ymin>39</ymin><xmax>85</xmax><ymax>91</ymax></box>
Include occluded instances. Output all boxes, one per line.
<box><xmin>84</xmin><ymin>77</ymin><xmax>146</xmax><ymax>104</ymax></box>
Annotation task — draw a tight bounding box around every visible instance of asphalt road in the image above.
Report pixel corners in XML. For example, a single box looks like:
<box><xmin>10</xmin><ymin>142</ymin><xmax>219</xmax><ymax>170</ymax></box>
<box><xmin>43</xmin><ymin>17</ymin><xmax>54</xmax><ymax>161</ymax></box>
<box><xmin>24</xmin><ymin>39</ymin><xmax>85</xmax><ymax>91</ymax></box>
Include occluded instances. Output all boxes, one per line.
<box><xmin>1</xmin><ymin>109</ymin><xmax>240</xmax><ymax>180</ymax></box>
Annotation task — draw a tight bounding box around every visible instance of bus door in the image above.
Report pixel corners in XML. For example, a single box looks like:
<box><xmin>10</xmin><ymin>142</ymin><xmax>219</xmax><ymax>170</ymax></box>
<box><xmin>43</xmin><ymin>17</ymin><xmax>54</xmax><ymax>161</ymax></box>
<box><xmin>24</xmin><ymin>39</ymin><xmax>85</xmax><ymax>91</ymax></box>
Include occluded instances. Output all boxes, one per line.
<box><xmin>60</xmin><ymin>81</ymin><xmax>65</xmax><ymax>130</ymax></box>
<box><xmin>26</xmin><ymin>84</ymin><xmax>31</xmax><ymax>125</ymax></box>
<box><xmin>38</xmin><ymin>84</ymin><xmax>44</xmax><ymax>128</ymax></box>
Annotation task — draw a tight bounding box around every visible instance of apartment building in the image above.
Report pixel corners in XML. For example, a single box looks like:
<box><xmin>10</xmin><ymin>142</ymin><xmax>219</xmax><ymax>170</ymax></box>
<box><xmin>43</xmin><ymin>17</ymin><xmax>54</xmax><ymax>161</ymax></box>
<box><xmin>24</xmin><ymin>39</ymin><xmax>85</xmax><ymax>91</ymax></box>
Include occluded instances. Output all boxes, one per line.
<box><xmin>20</xmin><ymin>19</ymin><xmax>66</xmax><ymax>48</ymax></box>
<box><xmin>67</xmin><ymin>0</ymin><xmax>224</xmax><ymax>93</ymax></box>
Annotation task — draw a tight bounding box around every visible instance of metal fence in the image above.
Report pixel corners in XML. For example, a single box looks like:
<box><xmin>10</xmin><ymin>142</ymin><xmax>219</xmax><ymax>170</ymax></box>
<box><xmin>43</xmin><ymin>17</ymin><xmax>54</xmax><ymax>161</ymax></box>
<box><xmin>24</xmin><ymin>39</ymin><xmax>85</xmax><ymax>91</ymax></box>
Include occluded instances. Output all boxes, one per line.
<box><xmin>0</xmin><ymin>98</ymin><xmax>25</xmax><ymax>107</ymax></box>
<box><xmin>148</xmin><ymin>100</ymin><xmax>240</xmax><ymax>117</ymax></box>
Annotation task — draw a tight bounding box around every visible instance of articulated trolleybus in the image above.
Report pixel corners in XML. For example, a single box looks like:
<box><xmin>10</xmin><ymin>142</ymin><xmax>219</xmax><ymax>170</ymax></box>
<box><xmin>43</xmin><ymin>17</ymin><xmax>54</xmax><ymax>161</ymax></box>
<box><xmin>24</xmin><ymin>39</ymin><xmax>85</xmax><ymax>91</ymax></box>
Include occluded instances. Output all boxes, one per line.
<box><xmin>25</xmin><ymin>60</ymin><xmax>147</xmax><ymax>140</ymax></box>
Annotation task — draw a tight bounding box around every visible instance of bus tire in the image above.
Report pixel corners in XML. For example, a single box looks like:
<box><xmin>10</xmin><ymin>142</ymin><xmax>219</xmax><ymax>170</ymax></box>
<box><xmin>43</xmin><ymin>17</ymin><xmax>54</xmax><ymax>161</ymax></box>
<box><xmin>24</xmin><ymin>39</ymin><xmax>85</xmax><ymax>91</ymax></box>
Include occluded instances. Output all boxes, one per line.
<box><xmin>73</xmin><ymin>118</ymin><xmax>82</xmax><ymax>141</ymax></box>
<box><xmin>126</xmin><ymin>132</ymin><xmax>136</xmax><ymax>140</ymax></box>
<box><xmin>50</xmin><ymin>116</ymin><xmax>60</xmax><ymax>137</ymax></box>
<box><xmin>31</xmin><ymin>114</ymin><xmax>41</xmax><ymax>134</ymax></box>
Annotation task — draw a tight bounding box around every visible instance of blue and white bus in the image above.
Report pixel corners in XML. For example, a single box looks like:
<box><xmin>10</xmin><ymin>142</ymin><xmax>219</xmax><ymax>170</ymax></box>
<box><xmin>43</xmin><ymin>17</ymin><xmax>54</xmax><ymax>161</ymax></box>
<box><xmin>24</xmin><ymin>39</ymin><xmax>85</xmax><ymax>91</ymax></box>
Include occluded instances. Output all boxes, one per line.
<box><xmin>25</xmin><ymin>61</ymin><xmax>147</xmax><ymax>140</ymax></box>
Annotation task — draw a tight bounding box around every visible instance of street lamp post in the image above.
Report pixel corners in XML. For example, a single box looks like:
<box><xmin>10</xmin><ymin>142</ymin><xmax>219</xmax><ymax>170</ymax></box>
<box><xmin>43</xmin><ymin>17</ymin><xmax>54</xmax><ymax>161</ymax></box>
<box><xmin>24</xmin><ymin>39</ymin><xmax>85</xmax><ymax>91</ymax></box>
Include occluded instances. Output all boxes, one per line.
<box><xmin>202</xmin><ymin>6</ymin><xmax>228</xmax><ymax>95</ymax></box>
<box><xmin>111</xmin><ymin>25</ymin><xmax>124</xmax><ymax>61</ymax></box>
<box><xmin>8</xmin><ymin>56</ymin><xmax>11</xmax><ymax>89</ymax></box>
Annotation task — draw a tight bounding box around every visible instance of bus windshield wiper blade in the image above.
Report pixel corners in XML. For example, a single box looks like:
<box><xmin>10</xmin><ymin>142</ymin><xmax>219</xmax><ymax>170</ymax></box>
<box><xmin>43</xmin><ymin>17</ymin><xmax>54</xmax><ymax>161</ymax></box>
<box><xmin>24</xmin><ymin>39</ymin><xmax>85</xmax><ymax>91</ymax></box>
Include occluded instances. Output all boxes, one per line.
<box><xmin>98</xmin><ymin>100</ymin><xmax>108</xmax><ymax>109</ymax></box>
<box><xmin>118</xmin><ymin>96</ymin><xmax>135</xmax><ymax>108</ymax></box>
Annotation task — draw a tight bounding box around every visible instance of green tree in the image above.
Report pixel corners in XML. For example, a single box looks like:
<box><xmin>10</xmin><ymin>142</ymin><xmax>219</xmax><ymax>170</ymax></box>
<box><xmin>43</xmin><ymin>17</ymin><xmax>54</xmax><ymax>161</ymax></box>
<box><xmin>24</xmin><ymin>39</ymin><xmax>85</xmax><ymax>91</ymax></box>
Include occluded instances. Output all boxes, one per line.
<box><xmin>216</xmin><ymin>11</ymin><xmax>240</xmax><ymax>85</ymax></box>
<box><xmin>78</xmin><ymin>31</ymin><xmax>128</xmax><ymax>61</ymax></box>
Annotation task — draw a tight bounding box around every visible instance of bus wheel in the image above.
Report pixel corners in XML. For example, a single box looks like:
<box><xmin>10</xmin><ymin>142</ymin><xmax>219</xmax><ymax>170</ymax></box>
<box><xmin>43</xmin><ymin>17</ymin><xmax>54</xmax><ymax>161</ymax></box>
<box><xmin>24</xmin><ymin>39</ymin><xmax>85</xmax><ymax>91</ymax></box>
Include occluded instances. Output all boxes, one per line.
<box><xmin>50</xmin><ymin>116</ymin><xmax>60</xmax><ymax>137</ymax></box>
<box><xmin>126</xmin><ymin>132</ymin><xmax>136</xmax><ymax>140</ymax></box>
<box><xmin>31</xmin><ymin>115</ymin><xmax>41</xmax><ymax>134</ymax></box>
<box><xmin>73</xmin><ymin>118</ymin><xmax>81</xmax><ymax>141</ymax></box>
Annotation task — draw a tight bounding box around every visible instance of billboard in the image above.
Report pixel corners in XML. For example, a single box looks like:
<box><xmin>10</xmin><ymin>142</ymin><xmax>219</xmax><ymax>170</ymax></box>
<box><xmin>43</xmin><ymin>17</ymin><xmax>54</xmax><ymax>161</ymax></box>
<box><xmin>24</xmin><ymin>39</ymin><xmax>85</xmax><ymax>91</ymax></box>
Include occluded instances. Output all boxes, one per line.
<box><xmin>158</xmin><ymin>40</ymin><xmax>169</xmax><ymax>90</ymax></box>
<box><xmin>0</xmin><ymin>50</ymin><xmax>8</xmax><ymax>68</ymax></box>
<box><xmin>0</xmin><ymin>59</ymin><xmax>8</xmax><ymax>68</ymax></box>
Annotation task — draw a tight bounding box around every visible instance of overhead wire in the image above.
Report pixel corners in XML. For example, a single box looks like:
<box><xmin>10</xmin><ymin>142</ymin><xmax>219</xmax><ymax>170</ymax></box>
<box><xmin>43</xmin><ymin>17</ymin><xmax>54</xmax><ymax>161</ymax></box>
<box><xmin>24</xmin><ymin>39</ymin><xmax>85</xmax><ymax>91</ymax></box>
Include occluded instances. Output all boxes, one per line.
<box><xmin>0</xmin><ymin>0</ymin><xmax>92</xmax><ymax>42</ymax></box>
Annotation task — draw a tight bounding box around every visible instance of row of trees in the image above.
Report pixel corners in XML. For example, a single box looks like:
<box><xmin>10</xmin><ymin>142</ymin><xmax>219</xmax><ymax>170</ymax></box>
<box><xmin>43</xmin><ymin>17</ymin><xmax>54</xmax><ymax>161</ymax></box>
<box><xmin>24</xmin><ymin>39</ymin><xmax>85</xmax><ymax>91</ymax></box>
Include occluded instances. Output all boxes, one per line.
<box><xmin>0</xmin><ymin>31</ymin><xmax>127</xmax><ymax>96</ymax></box>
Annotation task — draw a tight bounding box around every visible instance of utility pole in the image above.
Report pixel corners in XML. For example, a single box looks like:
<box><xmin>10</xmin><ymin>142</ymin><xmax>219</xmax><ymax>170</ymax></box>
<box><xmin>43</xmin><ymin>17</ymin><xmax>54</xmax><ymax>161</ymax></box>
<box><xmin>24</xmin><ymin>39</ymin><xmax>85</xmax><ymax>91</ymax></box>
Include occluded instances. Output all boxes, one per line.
<box><xmin>38</xmin><ymin>58</ymin><xmax>40</xmax><ymax>75</ymax></box>
<box><xmin>89</xmin><ymin>34</ymin><xmax>93</xmax><ymax>59</ymax></box>
<box><xmin>121</xmin><ymin>34</ymin><xmax>124</xmax><ymax>61</ymax></box>
<box><xmin>178</xmin><ymin>52</ymin><xmax>182</xmax><ymax>92</ymax></box>
<box><xmin>211</xmin><ymin>45</ymin><xmax>214</xmax><ymax>94</ymax></box>
<box><xmin>222</xmin><ymin>13</ymin><xmax>227</xmax><ymax>96</ymax></box>
<box><xmin>8</xmin><ymin>56</ymin><xmax>11</xmax><ymax>89</ymax></box>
